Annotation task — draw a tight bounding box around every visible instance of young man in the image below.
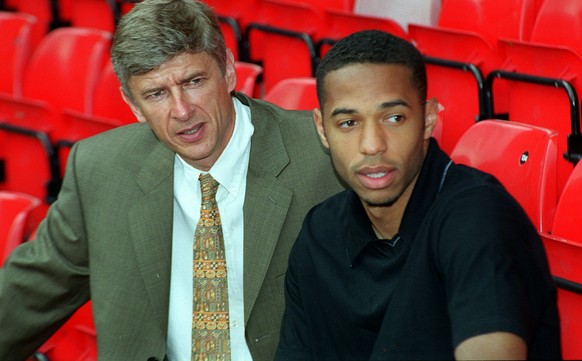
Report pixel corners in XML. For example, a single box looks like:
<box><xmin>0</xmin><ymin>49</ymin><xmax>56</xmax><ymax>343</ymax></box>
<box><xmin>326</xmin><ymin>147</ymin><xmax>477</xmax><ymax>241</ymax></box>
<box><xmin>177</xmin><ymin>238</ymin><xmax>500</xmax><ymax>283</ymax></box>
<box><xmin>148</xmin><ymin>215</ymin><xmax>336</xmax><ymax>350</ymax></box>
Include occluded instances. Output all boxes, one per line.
<box><xmin>276</xmin><ymin>30</ymin><xmax>561</xmax><ymax>360</ymax></box>
<box><xmin>0</xmin><ymin>1</ymin><xmax>343</xmax><ymax>360</ymax></box>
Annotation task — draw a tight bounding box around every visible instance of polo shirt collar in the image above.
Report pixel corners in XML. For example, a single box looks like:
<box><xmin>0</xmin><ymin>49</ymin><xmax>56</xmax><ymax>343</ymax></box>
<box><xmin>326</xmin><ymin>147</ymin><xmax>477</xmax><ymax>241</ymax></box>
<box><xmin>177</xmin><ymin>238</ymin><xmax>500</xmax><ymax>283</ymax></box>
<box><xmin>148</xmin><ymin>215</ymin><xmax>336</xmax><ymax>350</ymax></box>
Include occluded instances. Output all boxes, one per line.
<box><xmin>345</xmin><ymin>139</ymin><xmax>452</xmax><ymax>265</ymax></box>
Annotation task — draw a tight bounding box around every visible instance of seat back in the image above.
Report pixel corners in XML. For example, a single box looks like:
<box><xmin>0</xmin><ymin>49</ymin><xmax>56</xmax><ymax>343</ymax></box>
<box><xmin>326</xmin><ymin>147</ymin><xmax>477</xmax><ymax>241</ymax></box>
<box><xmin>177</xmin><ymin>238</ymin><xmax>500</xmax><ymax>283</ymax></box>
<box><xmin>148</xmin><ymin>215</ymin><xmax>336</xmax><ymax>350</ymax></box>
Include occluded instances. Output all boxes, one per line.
<box><xmin>35</xmin><ymin>302</ymin><xmax>97</xmax><ymax>361</ymax></box>
<box><xmin>2</xmin><ymin>0</ymin><xmax>20</xmax><ymax>10</ymax></box>
<box><xmin>57</xmin><ymin>0</ymin><xmax>74</xmax><ymax>22</ymax></box>
<box><xmin>0</xmin><ymin>12</ymin><xmax>37</xmax><ymax>96</ymax></box>
<box><xmin>496</xmin><ymin>42</ymin><xmax>580</xmax><ymax>199</ymax></box>
<box><xmin>438</xmin><ymin>0</ymin><xmax>537</xmax><ymax>43</ymax></box>
<box><xmin>22</xmin><ymin>27</ymin><xmax>112</xmax><ymax>115</ymax></box>
<box><xmin>263</xmin><ymin>77</ymin><xmax>318</xmax><ymax>111</ymax></box>
<box><xmin>540</xmin><ymin>161</ymin><xmax>582</xmax><ymax>359</ymax></box>
<box><xmin>553</xmin><ymin>161</ymin><xmax>582</xmax><ymax>241</ymax></box>
<box><xmin>0</xmin><ymin>96</ymin><xmax>61</xmax><ymax>204</ymax></box>
<box><xmin>203</xmin><ymin>0</ymin><xmax>259</xmax><ymax>28</ymax></box>
<box><xmin>118</xmin><ymin>0</ymin><xmax>135</xmax><ymax>15</ymax></box>
<box><xmin>57</xmin><ymin>110</ymin><xmax>123</xmax><ymax>177</ymax></box>
<box><xmin>246</xmin><ymin>0</ymin><xmax>324</xmax><ymax>92</ymax></box>
<box><xmin>235</xmin><ymin>61</ymin><xmax>263</xmax><ymax>97</ymax></box>
<box><xmin>92</xmin><ymin>59</ymin><xmax>136</xmax><ymax>125</ymax></box>
<box><xmin>69</xmin><ymin>0</ymin><xmax>117</xmax><ymax>32</ymax></box>
<box><xmin>319</xmin><ymin>9</ymin><xmax>407</xmax><ymax>58</ymax></box>
<box><xmin>0</xmin><ymin>190</ymin><xmax>42</xmax><ymax>265</ymax></box>
<box><xmin>408</xmin><ymin>0</ymin><xmax>537</xmax><ymax>154</ymax></box>
<box><xmin>493</xmin><ymin>0</ymin><xmax>582</xmax><ymax>198</ymax></box>
<box><xmin>12</xmin><ymin>0</ymin><xmax>54</xmax><ymax>42</ymax></box>
<box><xmin>530</xmin><ymin>0</ymin><xmax>582</xmax><ymax>49</ymax></box>
<box><xmin>450</xmin><ymin>120</ymin><xmax>558</xmax><ymax>233</ymax></box>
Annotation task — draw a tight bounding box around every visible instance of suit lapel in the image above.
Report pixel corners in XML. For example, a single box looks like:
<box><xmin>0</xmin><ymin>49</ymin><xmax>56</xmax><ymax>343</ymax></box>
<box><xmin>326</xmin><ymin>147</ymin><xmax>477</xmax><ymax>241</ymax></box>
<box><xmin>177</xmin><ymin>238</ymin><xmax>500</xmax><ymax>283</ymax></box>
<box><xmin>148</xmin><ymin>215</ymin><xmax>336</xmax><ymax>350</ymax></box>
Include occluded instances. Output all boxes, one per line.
<box><xmin>128</xmin><ymin>139</ymin><xmax>175</xmax><ymax>333</ymax></box>
<box><xmin>241</xmin><ymin>97</ymin><xmax>294</xmax><ymax>321</ymax></box>
<box><xmin>123</xmin><ymin>95</ymin><xmax>296</xmax><ymax>329</ymax></box>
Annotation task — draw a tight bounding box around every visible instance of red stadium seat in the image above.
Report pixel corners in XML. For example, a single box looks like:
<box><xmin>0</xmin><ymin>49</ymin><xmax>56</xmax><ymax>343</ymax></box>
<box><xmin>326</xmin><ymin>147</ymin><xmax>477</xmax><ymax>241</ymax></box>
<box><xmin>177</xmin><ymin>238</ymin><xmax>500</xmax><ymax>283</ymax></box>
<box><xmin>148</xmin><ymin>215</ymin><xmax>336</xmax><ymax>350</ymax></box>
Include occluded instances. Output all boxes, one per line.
<box><xmin>1</xmin><ymin>0</ymin><xmax>19</xmax><ymax>10</ymax></box>
<box><xmin>450</xmin><ymin>120</ymin><xmax>558</xmax><ymax>233</ymax></box>
<box><xmin>56</xmin><ymin>0</ymin><xmax>74</xmax><ymax>22</ymax></box>
<box><xmin>92</xmin><ymin>59</ymin><xmax>136</xmax><ymax>125</ymax></box>
<box><xmin>436</xmin><ymin>0</ymin><xmax>536</xmax><ymax>42</ymax></box>
<box><xmin>0</xmin><ymin>12</ymin><xmax>37</xmax><ymax>96</ymax></box>
<box><xmin>218</xmin><ymin>15</ymin><xmax>243</xmax><ymax>60</ymax></box>
<box><xmin>488</xmin><ymin>0</ymin><xmax>582</xmax><ymax>199</ymax></box>
<box><xmin>11</xmin><ymin>0</ymin><xmax>58</xmax><ymax>42</ymax></box>
<box><xmin>318</xmin><ymin>9</ymin><xmax>408</xmax><ymax>58</ymax></box>
<box><xmin>263</xmin><ymin>77</ymin><xmax>318</xmax><ymax>111</ymax></box>
<box><xmin>33</xmin><ymin>302</ymin><xmax>97</xmax><ymax>361</ymax></box>
<box><xmin>0</xmin><ymin>191</ymin><xmax>42</xmax><ymax>265</ymax></box>
<box><xmin>551</xmin><ymin>164</ymin><xmax>582</xmax><ymax>243</ymax></box>
<box><xmin>203</xmin><ymin>0</ymin><xmax>260</xmax><ymax>59</ymax></box>
<box><xmin>0</xmin><ymin>26</ymin><xmax>112</xmax><ymax>136</ymax></box>
<box><xmin>245</xmin><ymin>0</ymin><xmax>325</xmax><ymax>92</ymax></box>
<box><xmin>69</xmin><ymin>0</ymin><xmax>117</xmax><ymax>32</ymax></box>
<box><xmin>235</xmin><ymin>61</ymin><xmax>263</xmax><ymax>97</ymax></box>
<box><xmin>56</xmin><ymin>110</ymin><xmax>124</xmax><ymax>177</ymax></box>
<box><xmin>203</xmin><ymin>0</ymin><xmax>259</xmax><ymax>29</ymax></box>
<box><xmin>540</xmin><ymin>161</ymin><xmax>582</xmax><ymax>359</ymax></box>
<box><xmin>0</xmin><ymin>112</ymin><xmax>61</xmax><ymax>204</ymax></box>
<box><xmin>408</xmin><ymin>0</ymin><xmax>538</xmax><ymax>153</ymax></box>
<box><xmin>21</xmin><ymin>27</ymin><xmax>112</xmax><ymax>116</ymax></box>
<box><xmin>118</xmin><ymin>0</ymin><xmax>135</xmax><ymax>15</ymax></box>
<box><xmin>0</xmin><ymin>27</ymin><xmax>111</xmax><ymax>203</ymax></box>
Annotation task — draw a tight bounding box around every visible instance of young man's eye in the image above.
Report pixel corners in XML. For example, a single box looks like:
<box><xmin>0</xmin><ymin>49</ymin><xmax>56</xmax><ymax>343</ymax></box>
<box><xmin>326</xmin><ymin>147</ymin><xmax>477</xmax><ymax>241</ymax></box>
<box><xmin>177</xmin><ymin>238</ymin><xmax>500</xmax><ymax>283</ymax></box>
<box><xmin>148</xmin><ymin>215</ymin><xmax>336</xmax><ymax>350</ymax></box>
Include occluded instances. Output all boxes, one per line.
<box><xmin>385</xmin><ymin>114</ymin><xmax>404</xmax><ymax>123</ymax></box>
<box><xmin>338</xmin><ymin>119</ymin><xmax>357</xmax><ymax>128</ymax></box>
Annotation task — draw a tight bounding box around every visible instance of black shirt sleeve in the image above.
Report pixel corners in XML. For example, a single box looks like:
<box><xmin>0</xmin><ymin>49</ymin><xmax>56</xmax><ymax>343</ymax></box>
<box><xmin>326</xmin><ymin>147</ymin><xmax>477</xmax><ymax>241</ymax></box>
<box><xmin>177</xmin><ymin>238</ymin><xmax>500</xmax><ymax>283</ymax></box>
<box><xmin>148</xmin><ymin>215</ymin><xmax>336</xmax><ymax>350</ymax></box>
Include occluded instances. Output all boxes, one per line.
<box><xmin>435</xmin><ymin>183</ymin><xmax>549</xmax><ymax>349</ymax></box>
<box><xmin>275</xmin><ymin>237</ymin><xmax>314</xmax><ymax>361</ymax></box>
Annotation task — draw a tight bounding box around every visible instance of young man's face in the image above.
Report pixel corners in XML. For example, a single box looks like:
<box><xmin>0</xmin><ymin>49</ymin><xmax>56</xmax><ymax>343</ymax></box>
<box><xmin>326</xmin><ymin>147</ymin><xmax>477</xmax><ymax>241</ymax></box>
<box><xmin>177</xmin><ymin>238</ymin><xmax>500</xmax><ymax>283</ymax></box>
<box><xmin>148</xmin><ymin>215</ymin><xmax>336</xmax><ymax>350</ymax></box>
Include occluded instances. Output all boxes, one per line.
<box><xmin>314</xmin><ymin>63</ymin><xmax>437</xmax><ymax>211</ymax></box>
<box><xmin>123</xmin><ymin>51</ymin><xmax>236</xmax><ymax>171</ymax></box>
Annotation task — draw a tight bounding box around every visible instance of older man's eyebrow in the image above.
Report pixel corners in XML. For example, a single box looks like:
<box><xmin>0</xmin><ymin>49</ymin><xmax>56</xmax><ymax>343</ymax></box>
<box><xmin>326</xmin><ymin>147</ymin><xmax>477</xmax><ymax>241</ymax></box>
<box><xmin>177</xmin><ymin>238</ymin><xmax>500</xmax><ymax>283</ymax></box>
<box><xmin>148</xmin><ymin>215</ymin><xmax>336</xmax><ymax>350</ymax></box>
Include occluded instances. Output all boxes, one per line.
<box><xmin>138</xmin><ymin>71</ymin><xmax>206</xmax><ymax>96</ymax></box>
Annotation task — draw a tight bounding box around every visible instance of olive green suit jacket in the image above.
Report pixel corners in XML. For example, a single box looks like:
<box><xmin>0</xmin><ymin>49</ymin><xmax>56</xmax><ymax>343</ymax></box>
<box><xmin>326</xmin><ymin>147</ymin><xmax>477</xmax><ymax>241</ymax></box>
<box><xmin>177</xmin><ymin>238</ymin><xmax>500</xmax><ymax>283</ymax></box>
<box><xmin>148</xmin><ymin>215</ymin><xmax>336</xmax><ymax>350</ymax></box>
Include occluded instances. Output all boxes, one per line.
<box><xmin>0</xmin><ymin>93</ymin><xmax>344</xmax><ymax>361</ymax></box>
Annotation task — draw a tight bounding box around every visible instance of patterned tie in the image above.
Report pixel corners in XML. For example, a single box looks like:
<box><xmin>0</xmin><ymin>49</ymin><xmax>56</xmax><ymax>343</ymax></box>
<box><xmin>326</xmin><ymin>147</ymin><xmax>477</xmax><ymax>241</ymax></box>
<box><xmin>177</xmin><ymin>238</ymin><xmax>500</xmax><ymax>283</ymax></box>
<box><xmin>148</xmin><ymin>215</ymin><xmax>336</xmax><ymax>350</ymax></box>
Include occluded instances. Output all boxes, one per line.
<box><xmin>192</xmin><ymin>173</ymin><xmax>230</xmax><ymax>361</ymax></box>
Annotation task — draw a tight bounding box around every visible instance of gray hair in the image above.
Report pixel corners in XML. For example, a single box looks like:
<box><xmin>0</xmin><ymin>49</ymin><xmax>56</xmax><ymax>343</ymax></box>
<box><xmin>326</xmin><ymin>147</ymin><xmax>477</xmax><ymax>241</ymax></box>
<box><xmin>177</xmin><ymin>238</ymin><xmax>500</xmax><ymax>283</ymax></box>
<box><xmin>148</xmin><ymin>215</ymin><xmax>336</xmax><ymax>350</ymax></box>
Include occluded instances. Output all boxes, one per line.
<box><xmin>111</xmin><ymin>0</ymin><xmax>227</xmax><ymax>98</ymax></box>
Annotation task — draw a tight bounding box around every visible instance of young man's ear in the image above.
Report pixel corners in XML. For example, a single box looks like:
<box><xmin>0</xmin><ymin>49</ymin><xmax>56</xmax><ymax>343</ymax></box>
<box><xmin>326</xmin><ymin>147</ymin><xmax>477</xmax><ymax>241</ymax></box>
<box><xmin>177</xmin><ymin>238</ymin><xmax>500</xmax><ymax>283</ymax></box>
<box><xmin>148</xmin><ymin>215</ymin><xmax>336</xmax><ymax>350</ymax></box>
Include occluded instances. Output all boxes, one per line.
<box><xmin>423</xmin><ymin>97</ymin><xmax>439</xmax><ymax>140</ymax></box>
<box><xmin>121</xmin><ymin>87</ymin><xmax>147</xmax><ymax>123</ymax></box>
<box><xmin>313</xmin><ymin>108</ymin><xmax>330</xmax><ymax>149</ymax></box>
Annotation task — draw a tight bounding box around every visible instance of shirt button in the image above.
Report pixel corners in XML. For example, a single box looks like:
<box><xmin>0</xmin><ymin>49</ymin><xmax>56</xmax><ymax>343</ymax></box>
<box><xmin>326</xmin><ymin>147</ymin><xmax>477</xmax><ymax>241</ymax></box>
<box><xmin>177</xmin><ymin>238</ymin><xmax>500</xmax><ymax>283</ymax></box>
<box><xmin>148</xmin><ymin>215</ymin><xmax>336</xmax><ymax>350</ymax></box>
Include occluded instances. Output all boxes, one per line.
<box><xmin>233</xmin><ymin>320</ymin><xmax>239</xmax><ymax>327</ymax></box>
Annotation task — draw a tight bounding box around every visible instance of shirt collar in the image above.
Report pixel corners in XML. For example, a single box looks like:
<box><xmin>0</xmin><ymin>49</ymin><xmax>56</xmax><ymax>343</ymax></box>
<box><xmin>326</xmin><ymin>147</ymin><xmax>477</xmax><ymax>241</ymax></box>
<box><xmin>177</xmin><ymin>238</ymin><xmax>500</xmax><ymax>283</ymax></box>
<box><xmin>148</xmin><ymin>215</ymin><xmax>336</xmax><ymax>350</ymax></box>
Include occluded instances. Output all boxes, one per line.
<box><xmin>176</xmin><ymin>97</ymin><xmax>254</xmax><ymax>195</ymax></box>
<box><xmin>345</xmin><ymin>139</ymin><xmax>453</xmax><ymax>265</ymax></box>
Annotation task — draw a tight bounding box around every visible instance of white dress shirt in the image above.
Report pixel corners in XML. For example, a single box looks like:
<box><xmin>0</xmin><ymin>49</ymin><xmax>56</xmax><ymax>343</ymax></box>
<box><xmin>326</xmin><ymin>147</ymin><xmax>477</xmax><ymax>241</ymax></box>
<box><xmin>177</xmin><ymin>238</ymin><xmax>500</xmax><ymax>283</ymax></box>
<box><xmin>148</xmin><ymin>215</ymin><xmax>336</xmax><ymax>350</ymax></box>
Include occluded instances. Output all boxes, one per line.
<box><xmin>167</xmin><ymin>97</ymin><xmax>254</xmax><ymax>361</ymax></box>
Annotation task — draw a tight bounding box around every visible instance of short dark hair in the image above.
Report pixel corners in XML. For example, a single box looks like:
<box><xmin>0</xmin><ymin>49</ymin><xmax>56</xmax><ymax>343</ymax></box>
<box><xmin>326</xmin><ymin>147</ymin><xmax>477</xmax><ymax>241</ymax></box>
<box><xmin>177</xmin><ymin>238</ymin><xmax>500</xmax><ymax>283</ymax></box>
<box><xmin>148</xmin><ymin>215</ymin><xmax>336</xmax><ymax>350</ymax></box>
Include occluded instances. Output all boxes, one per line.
<box><xmin>316</xmin><ymin>30</ymin><xmax>427</xmax><ymax>110</ymax></box>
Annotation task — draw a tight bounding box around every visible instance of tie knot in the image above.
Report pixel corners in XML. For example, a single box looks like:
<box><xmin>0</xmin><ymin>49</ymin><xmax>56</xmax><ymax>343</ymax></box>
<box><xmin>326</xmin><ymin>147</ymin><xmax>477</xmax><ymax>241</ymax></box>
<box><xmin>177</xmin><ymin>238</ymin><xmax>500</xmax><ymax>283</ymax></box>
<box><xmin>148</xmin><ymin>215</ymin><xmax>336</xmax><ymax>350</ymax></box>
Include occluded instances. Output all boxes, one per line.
<box><xmin>199</xmin><ymin>173</ymin><xmax>219</xmax><ymax>198</ymax></box>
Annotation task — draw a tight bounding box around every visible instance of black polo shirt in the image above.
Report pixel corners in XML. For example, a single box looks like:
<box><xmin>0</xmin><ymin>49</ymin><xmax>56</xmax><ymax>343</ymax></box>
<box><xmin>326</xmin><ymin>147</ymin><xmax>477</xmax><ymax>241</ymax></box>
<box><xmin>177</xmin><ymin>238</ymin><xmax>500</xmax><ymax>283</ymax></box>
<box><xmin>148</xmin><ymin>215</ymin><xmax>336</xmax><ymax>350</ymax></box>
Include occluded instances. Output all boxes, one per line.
<box><xmin>276</xmin><ymin>140</ymin><xmax>561</xmax><ymax>360</ymax></box>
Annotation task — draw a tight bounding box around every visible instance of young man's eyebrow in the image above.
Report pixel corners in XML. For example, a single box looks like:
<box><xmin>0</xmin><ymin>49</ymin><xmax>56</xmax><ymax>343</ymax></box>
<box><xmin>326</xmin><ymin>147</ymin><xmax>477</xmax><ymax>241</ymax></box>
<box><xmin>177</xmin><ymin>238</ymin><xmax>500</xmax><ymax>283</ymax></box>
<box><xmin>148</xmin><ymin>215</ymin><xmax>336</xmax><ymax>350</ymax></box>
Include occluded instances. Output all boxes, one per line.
<box><xmin>379</xmin><ymin>99</ymin><xmax>410</xmax><ymax>110</ymax></box>
<box><xmin>330</xmin><ymin>108</ymin><xmax>357</xmax><ymax>117</ymax></box>
<box><xmin>330</xmin><ymin>100</ymin><xmax>411</xmax><ymax>117</ymax></box>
